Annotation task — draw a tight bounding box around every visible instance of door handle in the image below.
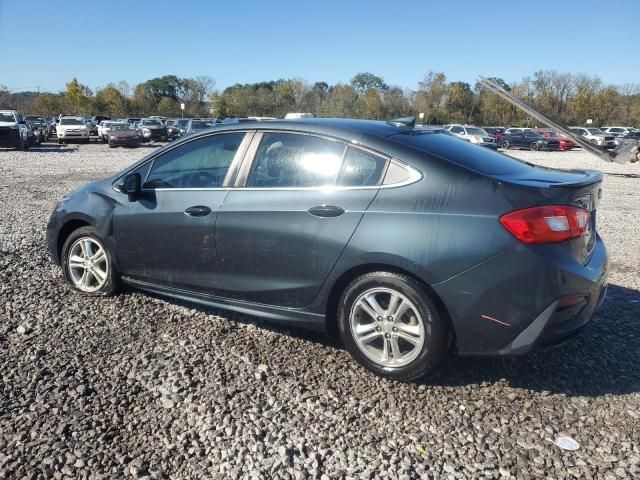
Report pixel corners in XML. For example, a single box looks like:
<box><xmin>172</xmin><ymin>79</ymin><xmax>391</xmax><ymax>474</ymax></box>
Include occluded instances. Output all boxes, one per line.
<box><xmin>307</xmin><ymin>205</ymin><xmax>345</xmax><ymax>218</ymax></box>
<box><xmin>184</xmin><ymin>205</ymin><xmax>211</xmax><ymax>217</ymax></box>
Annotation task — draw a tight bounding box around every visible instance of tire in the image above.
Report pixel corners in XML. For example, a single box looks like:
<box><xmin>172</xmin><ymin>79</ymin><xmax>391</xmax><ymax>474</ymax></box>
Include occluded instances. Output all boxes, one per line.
<box><xmin>16</xmin><ymin>136</ymin><xmax>25</xmax><ymax>151</ymax></box>
<box><xmin>61</xmin><ymin>227</ymin><xmax>118</xmax><ymax>296</ymax></box>
<box><xmin>58</xmin><ymin>139</ymin><xmax>63</xmax><ymax>145</ymax></box>
<box><xmin>501</xmin><ymin>140</ymin><xmax>510</xmax><ymax>149</ymax></box>
<box><xmin>337</xmin><ymin>272</ymin><xmax>449</xmax><ymax>381</ymax></box>
<box><xmin>530</xmin><ymin>142</ymin><xmax>539</xmax><ymax>151</ymax></box>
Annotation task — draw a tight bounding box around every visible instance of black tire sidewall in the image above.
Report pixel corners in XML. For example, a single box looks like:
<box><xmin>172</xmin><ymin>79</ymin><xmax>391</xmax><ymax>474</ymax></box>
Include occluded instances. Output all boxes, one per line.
<box><xmin>60</xmin><ymin>227</ymin><xmax>117</xmax><ymax>296</ymax></box>
<box><xmin>337</xmin><ymin>272</ymin><xmax>449</xmax><ymax>381</ymax></box>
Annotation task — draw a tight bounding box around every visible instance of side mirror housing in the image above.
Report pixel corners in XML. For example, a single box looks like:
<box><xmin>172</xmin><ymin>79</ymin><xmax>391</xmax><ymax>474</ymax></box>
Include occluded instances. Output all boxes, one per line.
<box><xmin>121</xmin><ymin>173</ymin><xmax>141</xmax><ymax>201</ymax></box>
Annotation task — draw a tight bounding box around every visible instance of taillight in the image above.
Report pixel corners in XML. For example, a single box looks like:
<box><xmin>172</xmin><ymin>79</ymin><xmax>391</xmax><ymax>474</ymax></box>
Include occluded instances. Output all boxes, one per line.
<box><xmin>499</xmin><ymin>205</ymin><xmax>589</xmax><ymax>244</ymax></box>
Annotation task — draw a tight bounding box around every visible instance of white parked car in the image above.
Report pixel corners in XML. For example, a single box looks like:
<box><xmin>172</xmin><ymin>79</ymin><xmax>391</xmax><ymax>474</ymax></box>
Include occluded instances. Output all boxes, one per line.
<box><xmin>444</xmin><ymin>124</ymin><xmax>497</xmax><ymax>149</ymax></box>
<box><xmin>570</xmin><ymin>127</ymin><xmax>616</xmax><ymax>149</ymax></box>
<box><xmin>602</xmin><ymin>126</ymin><xmax>638</xmax><ymax>137</ymax></box>
<box><xmin>57</xmin><ymin>116</ymin><xmax>91</xmax><ymax>144</ymax></box>
<box><xmin>0</xmin><ymin>110</ymin><xmax>30</xmax><ymax>150</ymax></box>
<box><xmin>97</xmin><ymin>121</ymin><xmax>127</xmax><ymax>142</ymax></box>
<box><xmin>284</xmin><ymin>112</ymin><xmax>314</xmax><ymax>119</ymax></box>
<box><xmin>504</xmin><ymin>127</ymin><xmax>533</xmax><ymax>134</ymax></box>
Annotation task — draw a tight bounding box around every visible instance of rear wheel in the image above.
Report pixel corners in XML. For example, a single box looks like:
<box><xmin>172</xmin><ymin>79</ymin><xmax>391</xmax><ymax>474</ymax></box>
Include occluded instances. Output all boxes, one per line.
<box><xmin>530</xmin><ymin>142</ymin><xmax>539</xmax><ymax>151</ymax></box>
<box><xmin>61</xmin><ymin>227</ymin><xmax>118</xmax><ymax>296</ymax></box>
<box><xmin>501</xmin><ymin>140</ymin><xmax>510</xmax><ymax>149</ymax></box>
<box><xmin>337</xmin><ymin>272</ymin><xmax>449</xmax><ymax>381</ymax></box>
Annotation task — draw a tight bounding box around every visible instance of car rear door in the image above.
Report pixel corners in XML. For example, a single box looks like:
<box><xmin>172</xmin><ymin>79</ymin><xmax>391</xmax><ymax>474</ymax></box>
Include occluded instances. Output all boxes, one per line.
<box><xmin>112</xmin><ymin>131</ymin><xmax>252</xmax><ymax>290</ymax></box>
<box><xmin>214</xmin><ymin>131</ymin><xmax>387</xmax><ymax>308</ymax></box>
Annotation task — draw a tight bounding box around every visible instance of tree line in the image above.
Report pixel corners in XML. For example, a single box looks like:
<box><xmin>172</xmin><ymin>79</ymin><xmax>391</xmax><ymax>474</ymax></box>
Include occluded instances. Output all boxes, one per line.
<box><xmin>1</xmin><ymin>70</ymin><xmax>639</xmax><ymax>127</ymax></box>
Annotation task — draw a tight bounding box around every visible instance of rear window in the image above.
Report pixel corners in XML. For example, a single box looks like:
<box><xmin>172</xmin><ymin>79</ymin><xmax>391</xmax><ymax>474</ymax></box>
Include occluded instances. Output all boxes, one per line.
<box><xmin>391</xmin><ymin>132</ymin><xmax>532</xmax><ymax>175</ymax></box>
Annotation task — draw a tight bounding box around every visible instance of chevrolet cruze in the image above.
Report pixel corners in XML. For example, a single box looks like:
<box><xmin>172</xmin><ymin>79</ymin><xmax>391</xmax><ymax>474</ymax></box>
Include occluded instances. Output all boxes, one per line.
<box><xmin>47</xmin><ymin>118</ymin><xmax>608</xmax><ymax>380</ymax></box>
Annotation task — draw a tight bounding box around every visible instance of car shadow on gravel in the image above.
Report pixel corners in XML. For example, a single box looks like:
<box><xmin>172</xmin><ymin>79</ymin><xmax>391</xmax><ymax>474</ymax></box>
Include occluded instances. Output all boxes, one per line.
<box><xmin>28</xmin><ymin>146</ymin><xmax>78</xmax><ymax>153</ymax></box>
<box><xmin>130</xmin><ymin>283</ymin><xmax>639</xmax><ymax>397</ymax></box>
<box><xmin>425</xmin><ymin>283</ymin><xmax>640</xmax><ymax>396</ymax></box>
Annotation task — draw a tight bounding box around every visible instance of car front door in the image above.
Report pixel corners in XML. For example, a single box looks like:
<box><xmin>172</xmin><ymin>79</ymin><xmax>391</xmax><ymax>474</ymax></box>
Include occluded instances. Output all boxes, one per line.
<box><xmin>214</xmin><ymin>132</ymin><xmax>388</xmax><ymax>308</ymax></box>
<box><xmin>112</xmin><ymin>131</ymin><xmax>252</xmax><ymax>290</ymax></box>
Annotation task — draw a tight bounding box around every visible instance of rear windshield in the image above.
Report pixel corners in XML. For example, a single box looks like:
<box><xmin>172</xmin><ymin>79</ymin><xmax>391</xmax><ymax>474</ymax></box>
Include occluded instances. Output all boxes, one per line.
<box><xmin>191</xmin><ymin>121</ymin><xmax>210</xmax><ymax>129</ymax></box>
<box><xmin>392</xmin><ymin>132</ymin><xmax>532</xmax><ymax>175</ymax></box>
<box><xmin>142</xmin><ymin>119</ymin><xmax>162</xmax><ymax>126</ymax></box>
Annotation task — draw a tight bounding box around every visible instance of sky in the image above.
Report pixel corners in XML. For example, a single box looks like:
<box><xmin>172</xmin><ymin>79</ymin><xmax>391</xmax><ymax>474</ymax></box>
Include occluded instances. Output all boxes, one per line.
<box><xmin>1</xmin><ymin>0</ymin><xmax>639</xmax><ymax>94</ymax></box>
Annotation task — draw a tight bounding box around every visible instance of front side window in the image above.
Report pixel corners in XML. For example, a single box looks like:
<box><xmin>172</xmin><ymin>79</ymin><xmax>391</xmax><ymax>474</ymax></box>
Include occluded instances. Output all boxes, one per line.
<box><xmin>145</xmin><ymin>132</ymin><xmax>245</xmax><ymax>188</ymax></box>
<box><xmin>247</xmin><ymin>133</ymin><xmax>344</xmax><ymax>188</ymax></box>
<box><xmin>336</xmin><ymin>148</ymin><xmax>387</xmax><ymax>186</ymax></box>
<box><xmin>450</xmin><ymin>126</ymin><xmax>464</xmax><ymax>134</ymax></box>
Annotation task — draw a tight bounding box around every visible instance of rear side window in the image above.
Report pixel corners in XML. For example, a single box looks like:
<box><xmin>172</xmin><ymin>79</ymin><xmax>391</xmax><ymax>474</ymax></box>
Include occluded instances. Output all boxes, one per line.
<box><xmin>247</xmin><ymin>133</ymin><xmax>345</xmax><ymax>187</ymax></box>
<box><xmin>145</xmin><ymin>132</ymin><xmax>245</xmax><ymax>188</ymax></box>
<box><xmin>336</xmin><ymin>148</ymin><xmax>387</xmax><ymax>186</ymax></box>
<box><xmin>391</xmin><ymin>132</ymin><xmax>533</xmax><ymax>175</ymax></box>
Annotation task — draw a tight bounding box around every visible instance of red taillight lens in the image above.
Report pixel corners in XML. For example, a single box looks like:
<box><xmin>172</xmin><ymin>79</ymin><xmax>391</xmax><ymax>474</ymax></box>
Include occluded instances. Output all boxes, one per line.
<box><xmin>499</xmin><ymin>205</ymin><xmax>589</xmax><ymax>244</ymax></box>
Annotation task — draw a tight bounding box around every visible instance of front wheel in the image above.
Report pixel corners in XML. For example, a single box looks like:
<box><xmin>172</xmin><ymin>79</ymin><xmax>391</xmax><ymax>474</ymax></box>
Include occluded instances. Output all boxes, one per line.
<box><xmin>337</xmin><ymin>272</ymin><xmax>449</xmax><ymax>381</ymax></box>
<box><xmin>61</xmin><ymin>227</ymin><xmax>118</xmax><ymax>296</ymax></box>
<box><xmin>530</xmin><ymin>142</ymin><xmax>540</xmax><ymax>151</ymax></box>
<box><xmin>501</xmin><ymin>140</ymin><xmax>510</xmax><ymax>149</ymax></box>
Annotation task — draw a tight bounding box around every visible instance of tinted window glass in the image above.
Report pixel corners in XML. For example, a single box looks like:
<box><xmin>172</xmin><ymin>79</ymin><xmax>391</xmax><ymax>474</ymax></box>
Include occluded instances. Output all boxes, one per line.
<box><xmin>450</xmin><ymin>126</ymin><xmax>464</xmax><ymax>134</ymax></box>
<box><xmin>392</xmin><ymin>132</ymin><xmax>533</xmax><ymax>175</ymax></box>
<box><xmin>336</xmin><ymin>148</ymin><xmax>386</xmax><ymax>186</ymax></box>
<box><xmin>146</xmin><ymin>133</ymin><xmax>245</xmax><ymax>188</ymax></box>
<box><xmin>247</xmin><ymin>133</ymin><xmax>344</xmax><ymax>188</ymax></box>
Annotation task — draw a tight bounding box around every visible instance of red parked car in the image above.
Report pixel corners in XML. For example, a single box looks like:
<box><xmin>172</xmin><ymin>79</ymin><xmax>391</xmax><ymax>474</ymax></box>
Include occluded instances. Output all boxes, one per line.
<box><xmin>483</xmin><ymin>127</ymin><xmax>507</xmax><ymax>144</ymax></box>
<box><xmin>533</xmin><ymin>128</ymin><xmax>576</xmax><ymax>150</ymax></box>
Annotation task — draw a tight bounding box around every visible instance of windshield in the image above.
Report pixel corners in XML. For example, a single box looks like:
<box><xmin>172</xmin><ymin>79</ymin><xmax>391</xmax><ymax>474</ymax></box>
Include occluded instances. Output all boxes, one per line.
<box><xmin>0</xmin><ymin>113</ymin><xmax>16</xmax><ymax>122</ymax></box>
<box><xmin>177</xmin><ymin>119</ymin><xmax>189</xmax><ymax>127</ymax></box>
<box><xmin>191</xmin><ymin>121</ymin><xmax>210</xmax><ymax>129</ymax></box>
<box><xmin>142</xmin><ymin>119</ymin><xmax>162</xmax><ymax>126</ymax></box>
<box><xmin>465</xmin><ymin>127</ymin><xmax>488</xmax><ymax>136</ymax></box>
<box><xmin>112</xmin><ymin>124</ymin><xmax>132</xmax><ymax>131</ymax></box>
<box><xmin>587</xmin><ymin>128</ymin><xmax>604</xmax><ymax>134</ymax></box>
<box><xmin>60</xmin><ymin>118</ymin><xmax>84</xmax><ymax>125</ymax></box>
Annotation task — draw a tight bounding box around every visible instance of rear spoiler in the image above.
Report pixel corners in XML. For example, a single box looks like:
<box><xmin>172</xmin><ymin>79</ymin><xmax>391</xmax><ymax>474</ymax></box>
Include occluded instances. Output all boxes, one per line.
<box><xmin>478</xmin><ymin>76</ymin><xmax>640</xmax><ymax>165</ymax></box>
<box><xmin>548</xmin><ymin>169</ymin><xmax>604</xmax><ymax>188</ymax></box>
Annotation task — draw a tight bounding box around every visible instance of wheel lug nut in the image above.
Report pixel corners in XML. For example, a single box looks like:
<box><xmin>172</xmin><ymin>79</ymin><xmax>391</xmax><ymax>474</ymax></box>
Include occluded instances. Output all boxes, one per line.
<box><xmin>392</xmin><ymin>327</ymin><xmax>398</xmax><ymax>332</ymax></box>
<box><xmin>377</xmin><ymin>316</ymin><xmax>382</xmax><ymax>322</ymax></box>
<box><xmin>387</xmin><ymin>316</ymin><xmax>393</xmax><ymax>321</ymax></box>
<box><xmin>385</xmin><ymin>333</ymin><xmax>390</xmax><ymax>338</ymax></box>
<box><xmin>376</xmin><ymin>327</ymin><xmax>381</xmax><ymax>332</ymax></box>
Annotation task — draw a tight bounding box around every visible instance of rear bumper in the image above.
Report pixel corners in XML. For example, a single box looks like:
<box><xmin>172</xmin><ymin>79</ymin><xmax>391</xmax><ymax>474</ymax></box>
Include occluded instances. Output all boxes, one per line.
<box><xmin>433</xmin><ymin>236</ymin><xmax>608</xmax><ymax>356</ymax></box>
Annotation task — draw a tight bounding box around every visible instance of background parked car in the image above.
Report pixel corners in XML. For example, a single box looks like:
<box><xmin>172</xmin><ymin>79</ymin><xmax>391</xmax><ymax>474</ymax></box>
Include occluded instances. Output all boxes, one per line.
<box><xmin>0</xmin><ymin>110</ymin><xmax>29</xmax><ymax>150</ymax></box>
<box><xmin>138</xmin><ymin>118</ymin><xmax>168</xmax><ymax>142</ymax></box>
<box><xmin>25</xmin><ymin>115</ymin><xmax>52</xmax><ymax>138</ymax></box>
<box><xmin>166</xmin><ymin>118</ymin><xmax>190</xmax><ymax>140</ymax></box>
<box><xmin>570</xmin><ymin>127</ymin><xmax>616</xmax><ymax>149</ymax></box>
<box><xmin>57</xmin><ymin>116</ymin><xmax>91</xmax><ymax>144</ymax></box>
<box><xmin>24</xmin><ymin>121</ymin><xmax>40</xmax><ymax>147</ymax></box>
<box><xmin>98</xmin><ymin>121</ymin><xmax>128</xmax><ymax>142</ymax></box>
<box><xmin>108</xmin><ymin>123</ymin><xmax>142</xmax><ymax>148</ymax></box>
<box><xmin>445</xmin><ymin>124</ymin><xmax>497</xmax><ymax>149</ymax></box>
<box><xmin>31</xmin><ymin>120</ymin><xmax>48</xmax><ymax>143</ymax></box>
<box><xmin>500</xmin><ymin>130</ymin><xmax>560</xmax><ymax>150</ymax></box>
<box><xmin>533</xmin><ymin>128</ymin><xmax>576</xmax><ymax>150</ymax></box>
<box><xmin>185</xmin><ymin>118</ymin><xmax>215</xmax><ymax>135</ymax></box>
<box><xmin>482</xmin><ymin>127</ymin><xmax>506</xmax><ymax>145</ymax></box>
<box><xmin>602</xmin><ymin>126</ymin><xmax>637</xmax><ymax>137</ymax></box>
<box><xmin>91</xmin><ymin>116</ymin><xmax>111</xmax><ymax>135</ymax></box>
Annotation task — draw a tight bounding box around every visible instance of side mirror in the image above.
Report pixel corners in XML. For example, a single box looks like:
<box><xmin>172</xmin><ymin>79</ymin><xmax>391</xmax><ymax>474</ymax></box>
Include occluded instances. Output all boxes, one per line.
<box><xmin>121</xmin><ymin>173</ymin><xmax>141</xmax><ymax>201</ymax></box>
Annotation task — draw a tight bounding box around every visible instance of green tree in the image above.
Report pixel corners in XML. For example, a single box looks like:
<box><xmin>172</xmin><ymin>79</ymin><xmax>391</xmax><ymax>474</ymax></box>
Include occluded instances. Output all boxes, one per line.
<box><xmin>63</xmin><ymin>78</ymin><xmax>92</xmax><ymax>114</ymax></box>
<box><xmin>95</xmin><ymin>84</ymin><xmax>128</xmax><ymax>116</ymax></box>
<box><xmin>350</xmin><ymin>73</ymin><xmax>387</xmax><ymax>95</ymax></box>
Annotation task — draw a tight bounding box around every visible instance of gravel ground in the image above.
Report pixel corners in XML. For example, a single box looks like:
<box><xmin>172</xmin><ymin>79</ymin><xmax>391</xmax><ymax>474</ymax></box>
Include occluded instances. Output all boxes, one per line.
<box><xmin>0</xmin><ymin>141</ymin><xmax>638</xmax><ymax>479</ymax></box>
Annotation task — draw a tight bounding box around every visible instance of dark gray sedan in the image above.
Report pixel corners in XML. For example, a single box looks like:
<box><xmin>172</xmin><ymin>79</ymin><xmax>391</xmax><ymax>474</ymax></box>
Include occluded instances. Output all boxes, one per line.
<box><xmin>46</xmin><ymin>119</ymin><xmax>608</xmax><ymax>380</ymax></box>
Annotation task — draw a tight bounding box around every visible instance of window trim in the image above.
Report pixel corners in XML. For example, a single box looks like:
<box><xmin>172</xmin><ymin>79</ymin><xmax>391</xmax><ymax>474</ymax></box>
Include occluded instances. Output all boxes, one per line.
<box><xmin>112</xmin><ymin>129</ymin><xmax>422</xmax><ymax>193</ymax></box>
<box><xmin>233</xmin><ymin>130</ymin><xmax>419</xmax><ymax>191</ymax></box>
<box><xmin>113</xmin><ymin>130</ymin><xmax>254</xmax><ymax>192</ymax></box>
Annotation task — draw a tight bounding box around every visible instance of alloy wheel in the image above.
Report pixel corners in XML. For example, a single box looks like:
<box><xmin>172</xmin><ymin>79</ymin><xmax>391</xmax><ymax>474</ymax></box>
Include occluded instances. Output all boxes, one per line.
<box><xmin>67</xmin><ymin>237</ymin><xmax>109</xmax><ymax>293</ymax></box>
<box><xmin>349</xmin><ymin>287</ymin><xmax>428</xmax><ymax>368</ymax></box>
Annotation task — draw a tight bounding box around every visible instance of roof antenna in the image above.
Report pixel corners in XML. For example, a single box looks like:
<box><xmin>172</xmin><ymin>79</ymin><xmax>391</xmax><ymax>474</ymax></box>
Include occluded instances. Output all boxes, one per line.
<box><xmin>387</xmin><ymin>116</ymin><xmax>416</xmax><ymax>128</ymax></box>
<box><xmin>477</xmin><ymin>76</ymin><xmax>639</xmax><ymax>164</ymax></box>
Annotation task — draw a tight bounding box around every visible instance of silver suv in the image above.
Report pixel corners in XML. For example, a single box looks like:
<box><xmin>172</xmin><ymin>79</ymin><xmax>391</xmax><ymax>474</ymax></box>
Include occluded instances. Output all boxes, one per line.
<box><xmin>0</xmin><ymin>110</ymin><xmax>29</xmax><ymax>150</ymax></box>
